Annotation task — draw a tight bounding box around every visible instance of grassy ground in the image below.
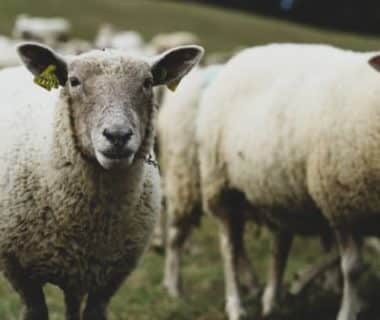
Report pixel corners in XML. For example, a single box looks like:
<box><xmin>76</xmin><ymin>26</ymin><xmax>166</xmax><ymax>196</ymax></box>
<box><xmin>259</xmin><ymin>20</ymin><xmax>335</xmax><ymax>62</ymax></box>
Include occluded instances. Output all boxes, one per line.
<box><xmin>0</xmin><ymin>219</ymin><xmax>378</xmax><ymax>320</ymax></box>
<box><xmin>0</xmin><ymin>0</ymin><xmax>380</xmax><ymax>319</ymax></box>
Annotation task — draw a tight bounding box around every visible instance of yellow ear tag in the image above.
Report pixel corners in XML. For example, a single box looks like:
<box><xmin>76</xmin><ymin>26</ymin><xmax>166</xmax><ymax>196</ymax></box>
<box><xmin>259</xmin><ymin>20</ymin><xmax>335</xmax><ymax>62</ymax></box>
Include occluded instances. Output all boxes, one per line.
<box><xmin>167</xmin><ymin>79</ymin><xmax>181</xmax><ymax>92</ymax></box>
<box><xmin>34</xmin><ymin>65</ymin><xmax>59</xmax><ymax>91</ymax></box>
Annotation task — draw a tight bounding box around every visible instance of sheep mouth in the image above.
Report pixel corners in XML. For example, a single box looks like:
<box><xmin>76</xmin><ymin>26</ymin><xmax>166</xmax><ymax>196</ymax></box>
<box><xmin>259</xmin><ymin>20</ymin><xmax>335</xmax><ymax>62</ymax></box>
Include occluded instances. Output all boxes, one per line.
<box><xmin>95</xmin><ymin>149</ymin><xmax>135</xmax><ymax>170</ymax></box>
<box><xmin>100</xmin><ymin>150</ymin><xmax>134</xmax><ymax>160</ymax></box>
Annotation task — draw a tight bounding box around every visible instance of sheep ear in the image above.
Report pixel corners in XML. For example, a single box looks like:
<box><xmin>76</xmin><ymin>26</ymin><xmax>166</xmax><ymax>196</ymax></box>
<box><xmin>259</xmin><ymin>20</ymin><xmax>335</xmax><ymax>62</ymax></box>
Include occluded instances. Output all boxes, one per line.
<box><xmin>17</xmin><ymin>42</ymin><xmax>68</xmax><ymax>89</ymax></box>
<box><xmin>369</xmin><ymin>55</ymin><xmax>380</xmax><ymax>72</ymax></box>
<box><xmin>151</xmin><ymin>45</ymin><xmax>204</xmax><ymax>91</ymax></box>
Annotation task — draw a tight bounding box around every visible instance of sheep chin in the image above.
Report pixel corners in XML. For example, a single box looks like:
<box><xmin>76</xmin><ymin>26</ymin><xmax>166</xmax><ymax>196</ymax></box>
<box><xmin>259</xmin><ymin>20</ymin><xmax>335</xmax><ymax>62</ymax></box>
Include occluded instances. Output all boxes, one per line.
<box><xmin>95</xmin><ymin>150</ymin><xmax>134</xmax><ymax>170</ymax></box>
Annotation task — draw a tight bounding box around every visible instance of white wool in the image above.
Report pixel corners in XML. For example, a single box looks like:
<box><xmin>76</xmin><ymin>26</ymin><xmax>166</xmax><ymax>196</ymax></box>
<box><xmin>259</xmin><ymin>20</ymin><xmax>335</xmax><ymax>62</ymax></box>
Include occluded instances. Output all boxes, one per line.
<box><xmin>198</xmin><ymin>44</ymin><xmax>379</xmax><ymax>218</ymax></box>
<box><xmin>0</xmin><ymin>36</ymin><xmax>20</xmax><ymax>68</ymax></box>
<box><xmin>0</xmin><ymin>67</ymin><xmax>57</xmax><ymax>164</ymax></box>
<box><xmin>158</xmin><ymin>65</ymin><xmax>222</xmax><ymax>220</ymax></box>
<box><xmin>159</xmin><ymin>65</ymin><xmax>224</xmax><ymax>298</ymax></box>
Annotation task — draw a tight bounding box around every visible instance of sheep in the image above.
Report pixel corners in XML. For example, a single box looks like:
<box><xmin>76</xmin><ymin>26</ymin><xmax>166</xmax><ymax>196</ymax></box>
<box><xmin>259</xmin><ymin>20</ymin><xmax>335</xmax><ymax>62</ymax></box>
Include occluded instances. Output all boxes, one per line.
<box><xmin>149</xmin><ymin>32</ymin><xmax>201</xmax><ymax>251</ymax></box>
<box><xmin>148</xmin><ymin>31</ymin><xmax>201</xmax><ymax>251</ymax></box>
<box><xmin>57</xmin><ymin>38</ymin><xmax>93</xmax><ymax>55</ymax></box>
<box><xmin>12</xmin><ymin>14</ymin><xmax>71</xmax><ymax>45</ymax></box>
<box><xmin>197</xmin><ymin>43</ymin><xmax>380</xmax><ymax>320</ymax></box>
<box><xmin>94</xmin><ymin>24</ymin><xmax>115</xmax><ymax>49</ymax></box>
<box><xmin>94</xmin><ymin>24</ymin><xmax>150</xmax><ymax>56</ymax></box>
<box><xmin>0</xmin><ymin>42</ymin><xmax>203</xmax><ymax>320</ymax></box>
<box><xmin>0</xmin><ymin>36</ymin><xmax>20</xmax><ymax>68</ymax></box>
<box><xmin>158</xmin><ymin>65</ymin><xmax>259</xmax><ymax>296</ymax></box>
<box><xmin>110</xmin><ymin>32</ymin><xmax>144</xmax><ymax>51</ymax></box>
<box><xmin>149</xmin><ymin>31</ymin><xmax>200</xmax><ymax>54</ymax></box>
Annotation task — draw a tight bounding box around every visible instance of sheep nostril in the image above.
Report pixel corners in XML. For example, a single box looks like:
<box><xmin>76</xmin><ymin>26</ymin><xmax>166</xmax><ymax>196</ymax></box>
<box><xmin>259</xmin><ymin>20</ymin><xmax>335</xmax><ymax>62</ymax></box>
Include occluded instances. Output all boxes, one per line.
<box><xmin>103</xmin><ymin>129</ymin><xmax>114</xmax><ymax>142</ymax></box>
<box><xmin>103</xmin><ymin>128</ymin><xmax>133</xmax><ymax>146</ymax></box>
<box><xmin>125</xmin><ymin>129</ymin><xmax>133</xmax><ymax>141</ymax></box>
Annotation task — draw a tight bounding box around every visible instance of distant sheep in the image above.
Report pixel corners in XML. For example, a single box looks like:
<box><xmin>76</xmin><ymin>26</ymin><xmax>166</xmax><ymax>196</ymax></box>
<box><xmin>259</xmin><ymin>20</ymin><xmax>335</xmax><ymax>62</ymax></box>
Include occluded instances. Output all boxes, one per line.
<box><xmin>57</xmin><ymin>38</ymin><xmax>93</xmax><ymax>55</ymax></box>
<box><xmin>0</xmin><ymin>42</ymin><xmax>203</xmax><ymax>320</ymax></box>
<box><xmin>197</xmin><ymin>43</ymin><xmax>380</xmax><ymax>320</ymax></box>
<box><xmin>13</xmin><ymin>14</ymin><xmax>71</xmax><ymax>45</ymax></box>
<box><xmin>95</xmin><ymin>24</ymin><xmax>150</xmax><ymax>56</ymax></box>
<box><xmin>150</xmin><ymin>31</ymin><xmax>200</xmax><ymax>54</ymax></box>
<box><xmin>94</xmin><ymin>24</ymin><xmax>115</xmax><ymax>49</ymax></box>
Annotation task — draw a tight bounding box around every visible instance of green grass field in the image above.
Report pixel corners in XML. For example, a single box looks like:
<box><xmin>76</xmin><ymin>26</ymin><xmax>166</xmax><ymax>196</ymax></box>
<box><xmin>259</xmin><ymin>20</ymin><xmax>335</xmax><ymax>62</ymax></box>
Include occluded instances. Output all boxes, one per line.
<box><xmin>0</xmin><ymin>1</ymin><xmax>380</xmax><ymax>319</ymax></box>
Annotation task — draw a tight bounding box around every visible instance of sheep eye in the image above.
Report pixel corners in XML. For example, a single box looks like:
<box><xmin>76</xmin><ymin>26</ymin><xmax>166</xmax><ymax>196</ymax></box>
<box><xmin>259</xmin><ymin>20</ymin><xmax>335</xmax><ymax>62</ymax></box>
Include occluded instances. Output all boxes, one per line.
<box><xmin>69</xmin><ymin>77</ymin><xmax>81</xmax><ymax>87</ymax></box>
<box><xmin>143</xmin><ymin>78</ymin><xmax>153</xmax><ymax>90</ymax></box>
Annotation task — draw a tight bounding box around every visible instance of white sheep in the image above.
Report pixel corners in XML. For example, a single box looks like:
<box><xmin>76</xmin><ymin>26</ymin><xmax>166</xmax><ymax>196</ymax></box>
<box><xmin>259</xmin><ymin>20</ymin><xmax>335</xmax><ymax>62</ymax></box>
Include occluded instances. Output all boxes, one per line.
<box><xmin>13</xmin><ymin>14</ymin><xmax>71</xmax><ymax>45</ymax></box>
<box><xmin>0</xmin><ymin>42</ymin><xmax>203</xmax><ymax>320</ymax></box>
<box><xmin>57</xmin><ymin>38</ymin><xmax>93</xmax><ymax>55</ymax></box>
<box><xmin>149</xmin><ymin>31</ymin><xmax>200</xmax><ymax>54</ymax></box>
<box><xmin>0</xmin><ymin>36</ymin><xmax>20</xmax><ymax>68</ymax></box>
<box><xmin>94</xmin><ymin>24</ymin><xmax>115</xmax><ymax>49</ymax></box>
<box><xmin>94</xmin><ymin>24</ymin><xmax>150</xmax><ymax>56</ymax></box>
<box><xmin>158</xmin><ymin>65</ymin><xmax>259</xmax><ymax>297</ymax></box>
<box><xmin>197</xmin><ymin>43</ymin><xmax>380</xmax><ymax>320</ymax></box>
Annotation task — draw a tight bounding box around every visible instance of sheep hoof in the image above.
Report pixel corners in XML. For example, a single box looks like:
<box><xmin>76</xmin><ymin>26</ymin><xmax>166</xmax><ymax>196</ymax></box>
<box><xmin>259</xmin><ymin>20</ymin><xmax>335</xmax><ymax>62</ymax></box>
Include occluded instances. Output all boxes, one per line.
<box><xmin>163</xmin><ymin>280</ymin><xmax>182</xmax><ymax>298</ymax></box>
<box><xmin>261</xmin><ymin>286</ymin><xmax>282</xmax><ymax>319</ymax></box>
<box><xmin>226</xmin><ymin>298</ymin><xmax>246</xmax><ymax>320</ymax></box>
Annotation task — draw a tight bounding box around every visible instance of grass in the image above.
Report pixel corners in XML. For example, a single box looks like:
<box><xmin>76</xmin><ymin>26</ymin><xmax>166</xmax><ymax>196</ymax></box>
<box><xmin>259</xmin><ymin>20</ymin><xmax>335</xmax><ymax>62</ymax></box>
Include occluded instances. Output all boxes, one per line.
<box><xmin>0</xmin><ymin>218</ymin><xmax>378</xmax><ymax>320</ymax></box>
<box><xmin>0</xmin><ymin>0</ymin><xmax>380</xmax><ymax>319</ymax></box>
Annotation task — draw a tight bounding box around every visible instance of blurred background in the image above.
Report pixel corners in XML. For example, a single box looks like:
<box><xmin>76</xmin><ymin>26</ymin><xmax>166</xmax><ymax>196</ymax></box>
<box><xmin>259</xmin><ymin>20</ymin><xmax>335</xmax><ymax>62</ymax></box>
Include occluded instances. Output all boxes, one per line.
<box><xmin>1</xmin><ymin>0</ymin><xmax>380</xmax><ymax>65</ymax></box>
<box><xmin>0</xmin><ymin>1</ymin><xmax>380</xmax><ymax>319</ymax></box>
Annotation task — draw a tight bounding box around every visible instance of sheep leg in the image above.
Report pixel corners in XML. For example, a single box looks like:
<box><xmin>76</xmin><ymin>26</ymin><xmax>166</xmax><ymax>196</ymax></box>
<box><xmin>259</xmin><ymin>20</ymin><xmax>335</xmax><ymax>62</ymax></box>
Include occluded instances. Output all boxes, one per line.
<box><xmin>64</xmin><ymin>290</ymin><xmax>83</xmax><ymax>320</ymax></box>
<box><xmin>218</xmin><ymin>213</ymin><xmax>248</xmax><ymax>320</ymax></box>
<box><xmin>336</xmin><ymin>231</ymin><xmax>365</xmax><ymax>320</ymax></box>
<box><xmin>232</xmin><ymin>214</ymin><xmax>259</xmax><ymax>294</ymax></box>
<box><xmin>82</xmin><ymin>272</ymin><xmax>127</xmax><ymax>320</ymax></box>
<box><xmin>2</xmin><ymin>254</ymin><xmax>48</xmax><ymax>320</ymax></box>
<box><xmin>163</xmin><ymin>209</ymin><xmax>201</xmax><ymax>297</ymax></box>
<box><xmin>162</xmin><ymin>222</ymin><xmax>190</xmax><ymax>297</ymax></box>
<box><xmin>151</xmin><ymin>209</ymin><xmax>166</xmax><ymax>253</ymax></box>
<box><xmin>262</xmin><ymin>231</ymin><xmax>293</xmax><ymax>317</ymax></box>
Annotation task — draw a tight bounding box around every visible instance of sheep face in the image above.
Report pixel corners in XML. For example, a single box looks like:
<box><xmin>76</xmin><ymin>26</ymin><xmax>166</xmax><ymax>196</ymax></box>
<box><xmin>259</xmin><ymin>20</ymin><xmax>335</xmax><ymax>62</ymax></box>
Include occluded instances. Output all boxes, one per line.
<box><xmin>17</xmin><ymin>42</ymin><xmax>204</xmax><ymax>170</ymax></box>
<box><xmin>68</xmin><ymin>52</ymin><xmax>153</xmax><ymax>170</ymax></box>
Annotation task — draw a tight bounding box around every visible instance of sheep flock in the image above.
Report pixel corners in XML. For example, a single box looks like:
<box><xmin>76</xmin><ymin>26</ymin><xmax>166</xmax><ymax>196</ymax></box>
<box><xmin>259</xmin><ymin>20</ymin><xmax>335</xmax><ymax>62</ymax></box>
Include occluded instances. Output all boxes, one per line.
<box><xmin>0</xmin><ymin>13</ymin><xmax>380</xmax><ymax>320</ymax></box>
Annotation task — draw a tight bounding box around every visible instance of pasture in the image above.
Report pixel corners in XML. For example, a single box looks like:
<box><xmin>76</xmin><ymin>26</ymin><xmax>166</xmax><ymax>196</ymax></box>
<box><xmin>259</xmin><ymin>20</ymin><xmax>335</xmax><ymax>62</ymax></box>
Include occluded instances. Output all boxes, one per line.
<box><xmin>0</xmin><ymin>1</ymin><xmax>380</xmax><ymax>319</ymax></box>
